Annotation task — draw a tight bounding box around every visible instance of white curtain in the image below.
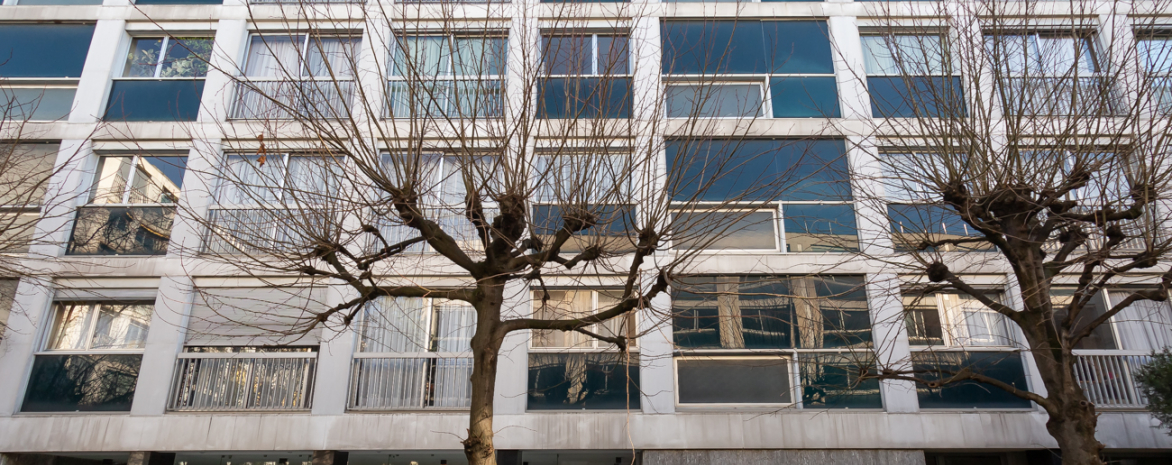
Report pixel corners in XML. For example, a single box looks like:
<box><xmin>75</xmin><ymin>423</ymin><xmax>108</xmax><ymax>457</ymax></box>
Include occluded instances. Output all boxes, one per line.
<box><xmin>47</xmin><ymin>303</ymin><xmax>93</xmax><ymax>350</ymax></box>
<box><xmin>393</xmin><ymin>36</ymin><xmax>448</xmax><ymax>77</ymax></box>
<box><xmin>89</xmin><ymin>303</ymin><xmax>152</xmax><ymax>350</ymax></box>
<box><xmin>306</xmin><ymin>37</ymin><xmax>358</xmax><ymax>79</ymax></box>
<box><xmin>286</xmin><ymin>156</ymin><xmax>344</xmax><ymax>199</ymax></box>
<box><xmin>218</xmin><ymin>154</ymin><xmax>285</xmax><ymax>204</ymax></box>
<box><xmin>245</xmin><ymin>35</ymin><xmax>304</xmax><ymax>78</ymax></box>
<box><xmin>940</xmin><ymin>293</ymin><xmax>1013</xmax><ymax>346</ymax></box>
<box><xmin>1035</xmin><ymin>35</ymin><xmax>1097</xmax><ymax>75</ymax></box>
<box><xmin>433</xmin><ymin>300</ymin><xmax>477</xmax><ymax>352</ymax></box>
<box><xmin>862</xmin><ymin>35</ymin><xmax>945</xmax><ymax>76</ymax></box>
<box><xmin>359</xmin><ymin>296</ymin><xmax>428</xmax><ymax>353</ymax></box>
<box><xmin>1108</xmin><ymin>291</ymin><xmax>1172</xmax><ymax>351</ymax></box>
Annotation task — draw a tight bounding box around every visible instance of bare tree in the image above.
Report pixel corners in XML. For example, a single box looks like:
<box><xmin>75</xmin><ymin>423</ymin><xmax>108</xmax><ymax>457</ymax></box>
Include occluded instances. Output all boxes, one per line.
<box><xmin>130</xmin><ymin>3</ymin><xmax>842</xmax><ymax>464</ymax></box>
<box><xmin>843</xmin><ymin>1</ymin><xmax>1172</xmax><ymax>463</ymax></box>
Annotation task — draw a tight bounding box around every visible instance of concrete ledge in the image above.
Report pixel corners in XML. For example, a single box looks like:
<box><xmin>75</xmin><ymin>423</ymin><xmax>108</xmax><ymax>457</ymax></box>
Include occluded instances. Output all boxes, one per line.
<box><xmin>642</xmin><ymin>450</ymin><xmax>925</xmax><ymax>465</ymax></box>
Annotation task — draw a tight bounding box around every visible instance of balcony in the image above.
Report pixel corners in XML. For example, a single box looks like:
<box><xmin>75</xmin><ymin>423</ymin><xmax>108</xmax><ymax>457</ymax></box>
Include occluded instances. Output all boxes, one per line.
<box><xmin>230</xmin><ymin>80</ymin><xmax>354</xmax><ymax>119</ymax></box>
<box><xmin>1073</xmin><ymin>351</ymin><xmax>1152</xmax><ymax>409</ymax></box>
<box><xmin>348</xmin><ymin>356</ymin><xmax>473</xmax><ymax>410</ymax></box>
<box><xmin>1001</xmin><ymin>76</ymin><xmax>1118</xmax><ymax>116</ymax></box>
<box><xmin>167</xmin><ymin>351</ymin><xmax>317</xmax><ymax>411</ymax></box>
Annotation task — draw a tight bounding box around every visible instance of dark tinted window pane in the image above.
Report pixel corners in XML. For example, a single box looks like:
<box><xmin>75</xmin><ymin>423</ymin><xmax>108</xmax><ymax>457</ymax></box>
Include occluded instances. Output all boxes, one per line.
<box><xmin>869</xmin><ymin>76</ymin><xmax>966</xmax><ymax>118</ymax></box>
<box><xmin>913</xmin><ymin>351</ymin><xmax>1032</xmax><ymax>409</ymax></box>
<box><xmin>22</xmin><ymin>354</ymin><xmax>141</xmax><ymax>412</ymax></box>
<box><xmin>543</xmin><ymin>36</ymin><xmax>591</xmax><ymax>75</ymax></box>
<box><xmin>672</xmin><ymin>210</ymin><xmax>776</xmax><ymax>250</ymax></box>
<box><xmin>671</xmin><ymin>276</ymin><xmax>794</xmax><ymax>349</ymax></box>
<box><xmin>677</xmin><ymin>357</ymin><xmax>792</xmax><ymax>404</ymax></box>
<box><xmin>597</xmin><ymin>36</ymin><xmax>630</xmax><ymax>75</ymax></box>
<box><xmin>800</xmin><ymin>353</ymin><xmax>882</xmax><ymax>408</ymax></box>
<box><xmin>527</xmin><ymin>353</ymin><xmax>639</xmax><ymax>410</ymax></box>
<box><xmin>794</xmin><ymin>275</ymin><xmax>871</xmax><ymax>348</ymax></box>
<box><xmin>666</xmin><ymin>139</ymin><xmax>850</xmax><ymax>201</ymax></box>
<box><xmin>666</xmin><ymin>84</ymin><xmax>763</xmax><ymax>118</ymax></box>
<box><xmin>538</xmin><ymin>77</ymin><xmax>631</xmax><ymax>118</ymax></box>
<box><xmin>661</xmin><ymin>21</ymin><xmax>767</xmax><ymax>74</ymax></box>
<box><xmin>1</xmin><ymin>87</ymin><xmax>76</xmax><ymax>121</ymax></box>
<box><xmin>761</xmin><ymin>21</ymin><xmax>834</xmax><ymax>74</ymax></box>
<box><xmin>769</xmin><ymin>76</ymin><xmax>840</xmax><ymax>118</ymax></box>
<box><xmin>532</xmin><ymin>204</ymin><xmax>635</xmax><ymax>253</ymax></box>
<box><xmin>0</xmin><ymin>24</ymin><xmax>95</xmax><ymax>78</ymax></box>
<box><xmin>104</xmin><ymin>80</ymin><xmax>205</xmax><ymax>122</ymax></box>
<box><xmin>66</xmin><ymin>207</ymin><xmax>176</xmax><ymax>256</ymax></box>
<box><xmin>782</xmin><ymin>204</ymin><xmax>858</xmax><ymax>253</ymax></box>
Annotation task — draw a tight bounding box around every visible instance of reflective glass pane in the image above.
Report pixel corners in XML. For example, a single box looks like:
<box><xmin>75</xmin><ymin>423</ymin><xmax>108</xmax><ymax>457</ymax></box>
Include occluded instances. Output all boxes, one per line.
<box><xmin>358</xmin><ymin>296</ymin><xmax>428</xmax><ymax>352</ymax></box>
<box><xmin>527</xmin><ymin>353</ymin><xmax>640</xmax><ymax>410</ymax></box>
<box><xmin>661</xmin><ymin>21</ymin><xmax>769</xmax><ymax>74</ymax></box>
<box><xmin>0</xmin><ymin>87</ymin><xmax>76</xmax><ymax>121</ymax></box>
<box><xmin>800</xmin><ymin>353</ymin><xmax>882</xmax><ymax>409</ymax></box>
<box><xmin>792</xmin><ymin>276</ymin><xmax>871</xmax><ymax>349</ymax></box>
<box><xmin>433</xmin><ymin>300</ymin><xmax>476</xmax><ymax>352</ymax></box>
<box><xmin>16</xmin><ymin>0</ymin><xmax>102</xmax><ymax>4</ymax></box>
<box><xmin>104</xmin><ymin>80</ymin><xmax>205</xmax><ymax>122</ymax></box>
<box><xmin>0</xmin><ymin>143</ymin><xmax>58</xmax><ymax>206</ymax></box>
<box><xmin>66</xmin><ymin>206</ymin><xmax>176</xmax><ymax>256</ymax></box>
<box><xmin>677</xmin><ymin>357</ymin><xmax>792</xmax><ymax>404</ymax></box>
<box><xmin>160</xmin><ymin>38</ymin><xmax>213</xmax><ymax>78</ymax></box>
<box><xmin>782</xmin><ymin>204</ymin><xmax>858</xmax><ymax>252</ymax></box>
<box><xmin>913</xmin><ymin>351</ymin><xmax>1032</xmax><ymax>409</ymax></box>
<box><xmin>1051</xmin><ymin>287</ymin><xmax>1116</xmax><ymax>350</ymax></box>
<box><xmin>0</xmin><ymin>24</ymin><xmax>95</xmax><ymax>78</ymax></box>
<box><xmin>22</xmin><ymin>354</ymin><xmax>141</xmax><ymax>412</ymax></box>
<box><xmin>672</xmin><ymin>210</ymin><xmax>776</xmax><ymax>250</ymax></box>
<box><xmin>47</xmin><ymin>303</ymin><xmax>93</xmax><ymax>350</ymax></box>
<box><xmin>868</xmin><ymin>76</ymin><xmax>966</xmax><ymax>118</ymax></box>
<box><xmin>597</xmin><ymin>36</ymin><xmax>629</xmax><ymax>75</ymax></box>
<box><xmin>671</xmin><ymin>276</ymin><xmax>794</xmax><ymax>349</ymax></box>
<box><xmin>532</xmin><ymin>290</ymin><xmax>594</xmax><ymax>348</ymax></box>
<box><xmin>0</xmin><ymin>212</ymin><xmax>39</xmax><ymax>253</ymax></box>
<box><xmin>90</xmin><ymin>303</ymin><xmax>152</xmax><ymax>349</ymax></box>
<box><xmin>134</xmin><ymin>0</ymin><xmax>224</xmax><ymax>4</ymax></box>
<box><xmin>902</xmin><ymin>293</ymin><xmax>944</xmax><ymax>346</ymax></box>
<box><xmin>861</xmin><ymin>35</ymin><xmax>946</xmax><ymax>76</ymax></box>
<box><xmin>128</xmin><ymin>157</ymin><xmax>187</xmax><ymax>204</ymax></box>
<box><xmin>769</xmin><ymin>76</ymin><xmax>841</xmax><ymax>118</ymax></box>
<box><xmin>531</xmin><ymin>204</ymin><xmax>636</xmax><ymax>253</ymax></box>
<box><xmin>124</xmin><ymin>38</ymin><xmax>165</xmax><ymax>78</ymax></box>
<box><xmin>539</xmin><ymin>77</ymin><xmax>631</xmax><ymax>118</ymax></box>
<box><xmin>89</xmin><ymin>157</ymin><xmax>134</xmax><ymax>205</ymax></box>
<box><xmin>665</xmin><ymin>84</ymin><xmax>763</xmax><ymax>118</ymax></box>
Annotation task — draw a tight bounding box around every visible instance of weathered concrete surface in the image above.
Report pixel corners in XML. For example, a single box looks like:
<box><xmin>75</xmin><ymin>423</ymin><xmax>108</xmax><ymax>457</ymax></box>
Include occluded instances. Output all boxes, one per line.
<box><xmin>642</xmin><ymin>450</ymin><xmax>925</xmax><ymax>465</ymax></box>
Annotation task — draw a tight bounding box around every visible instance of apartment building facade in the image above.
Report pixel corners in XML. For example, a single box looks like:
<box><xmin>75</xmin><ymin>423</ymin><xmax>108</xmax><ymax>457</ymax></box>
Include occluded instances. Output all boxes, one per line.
<box><xmin>0</xmin><ymin>0</ymin><xmax>1170</xmax><ymax>463</ymax></box>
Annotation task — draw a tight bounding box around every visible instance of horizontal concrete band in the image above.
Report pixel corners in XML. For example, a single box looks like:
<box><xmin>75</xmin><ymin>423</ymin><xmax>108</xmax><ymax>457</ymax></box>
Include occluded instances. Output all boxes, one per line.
<box><xmin>0</xmin><ymin>411</ymin><xmax>1167</xmax><ymax>453</ymax></box>
<box><xmin>642</xmin><ymin>450</ymin><xmax>925</xmax><ymax>465</ymax></box>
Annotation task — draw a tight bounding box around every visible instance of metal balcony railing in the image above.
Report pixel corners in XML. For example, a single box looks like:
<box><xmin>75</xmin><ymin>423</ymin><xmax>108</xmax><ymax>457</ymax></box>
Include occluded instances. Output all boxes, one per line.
<box><xmin>1002</xmin><ymin>76</ymin><xmax>1119</xmax><ymax>116</ymax></box>
<box><xmin>168</xmin><ymin>352</ymin><xmax>317</xmax><ymax>411</ymax></box>
<box><xmin>1073</xmin><ymin>351</ymin><xmax>1152</xmax><ymax>409</ymax></box>
<box><xmin>348</xmin><ymin>355</ymin><xmax>473</xmax><ymax>410</ymax></box>
<box><xmin>230</xmin><ymin>80</ymin><xmax>354</xmax><ymax>119</ymax></box>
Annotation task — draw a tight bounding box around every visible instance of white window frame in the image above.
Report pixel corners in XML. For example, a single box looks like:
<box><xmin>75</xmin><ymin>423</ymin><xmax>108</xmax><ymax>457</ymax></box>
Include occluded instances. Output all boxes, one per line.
<box><xmin>37</xmin><ymin>301</ymin><xmax>152</xmax><ymax>356</ymax></box>
<box><xmin>528</xmin><ymin>289</ymin><xmax>640</xmax><ymax>352</ymax></box>
<box><xmin>902</xmin><ymin>289</ymin><xmax>1016</xmax><ymax>348</ymax></box>
<box><xmin>118</xmin><ymin>35</ymin><xmax>214</xmax><ymax>80</ymax></box>
<box><xmin>242</xmin><ymin>33</ymin><xmax>360</xmax><ymax>81</ymax></box>
<box><xmin>386</xmin><ymin>32</ymin><xmax>508</xmax><ymax>119</ymax></box>
<box><xmin>670</xmin><ymin>201</ymin><xmax>858</xmax><ymax>254</ymax></box>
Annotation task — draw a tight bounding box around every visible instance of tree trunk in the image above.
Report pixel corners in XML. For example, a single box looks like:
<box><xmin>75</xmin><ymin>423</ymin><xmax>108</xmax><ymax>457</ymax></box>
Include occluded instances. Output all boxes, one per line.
<box><xmin>464</xmin><ymin>284</ymin><xmax>506</xmax><ymax>465</ymax></box>
<box><xmin>1046</xmin><ymin>403</ymin><xmax>1105</xmax><ymax>465</ymax></box>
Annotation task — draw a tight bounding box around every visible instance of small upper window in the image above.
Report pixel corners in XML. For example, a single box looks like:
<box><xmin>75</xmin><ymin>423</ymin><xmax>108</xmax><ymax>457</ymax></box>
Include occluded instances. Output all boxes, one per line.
<box><xmin>244</xmin><ymin>34</ymin><xmax>360</xmax><ymax>80</ymax></box>
<box><xmin>901</xmin><ymin>290</ymin><xmax>1014</xmax><ymax>347</ymax></box>
<box><xmin>543</xmin><ymin>33</ymin><xmax>629</xmax><ymax>76</ymax></box>
<box><xmin>123</xmin><ymin>37</ymin><xmax>213</xmax><ymax>78</ymax></box>
<box><xmin>986</xmin><ymin>31</ymin><xmax>1099</xmax><ymax>76</ymax></box>
<box><xmin>46</xmin><ymin>302</ymin><xmax>153</xmax><ymax>351</ymax></box>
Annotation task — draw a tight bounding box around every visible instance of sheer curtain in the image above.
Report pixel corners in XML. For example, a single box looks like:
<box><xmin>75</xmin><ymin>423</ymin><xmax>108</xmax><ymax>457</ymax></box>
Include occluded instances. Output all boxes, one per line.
<box><xmin>1108</xmin><ymin>291</ymin><xmax>1172</xmax><ymax>351</ymax></box>
<box><xmin>245</xmin><ymin>35</ymin><xmax>303</xmax><ymax>78</ymax></box>
<box><xmin>433</xmin><ymin>300</ymin><xmax>476</xmax><ymax>352</ymax></box>
<box><xmin>359</xmin><ymin>296</ymin><xmax>428</xmax><ymax>353</ymax></box>
<box><xmin>219</xmin><ymin>155</ymin><xmax>285</xmax><ymax>205</ymax></box>
<box><xmin>940</xmin><ymin>293</ymin><xmax>1012</xmax><ymax>346</ymax></box>
<box><xmin>862</xmin><ymin>35</ymin><xmax>944</xmax><ymax>76</ymax></box>
<box><xmin>393</xmin><ymin>36</ymin><xmax>448</xmax><ymax>77</ymax></box>
<box><xmin>306</xmin><ymin>37</ymin><xmax>358</xmax><ymax>79</ymax></box>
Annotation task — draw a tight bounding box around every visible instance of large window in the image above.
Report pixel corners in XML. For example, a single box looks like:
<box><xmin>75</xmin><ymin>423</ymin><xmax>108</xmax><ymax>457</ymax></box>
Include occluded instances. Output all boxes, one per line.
<box><xmin>105</xmin><ymin>36</ymin><xmax>212</xmax><ymax>121</ymax></box>
<box><xmin>985</xmin><ymin>31</ymin><xmax>1112</xmax><ymax>115</ymax></box>
<box><xmin>204</xmin><ymin>153</ymin><xmax>344</xmax><ymax>254</ymax></box>
<box><xmin>661</xmin><ymin>20</ymin><xmax>838</xmax><ymax>118</ymax></box>
<box><xmin>388</xmin><ymin>34</ymin><xmax>507</xmax><ymax>119</ymax></box>
<box><xmin>861</xmin><ymin>32</ymin><xmax>964</xmax><ymax>118</ymax></box>
<box><xmin>67</xmin><ymin>155</ymin><xmax>187</xmax><ymax>255</ymax></box>
<box><xmin>528</xmin><ymin>290</ymin><xmax>640</xmax><ymax>410</ymax></box>
<box><xmin>531</xmin><ymin>152</ymin><xmax>635</xmax><ymax>253</ymax></box>
<box><xmin>0</xmin><ymin>24</ymin><xmax>94</xmax><ymax>121</ymax></box>
<box><xmin>912</xmin><ymin>351</ymin><xmax>1032</xmax><ymax>409</ymax></box>
<box><xmin>23</xmin><ymin>301</ymin><xmax>152</xmax><ymax>412</ymax></box>
<box><xmin>374</xmin><ymin>153</ymin><xmax>500</xmax><ymax>254</ymax></box>
<box><xmin>1053</xmin><ymin>287</ymin><xmax>1172</xmax><ymax>351</ymax></box>
<box><xmin>539</xmin><ymin>32</ymin><xmax>631</xmax><ymax>118</ymax></box>
<box><xmin>671</xmin><ymin>275</ymin><xmax>880</xmax><ymax>408</ymax></box>
<box><xmin>232</xmin><ymin>34</ymin><xmax>359</xmax><ymax>119</ymax></box>
<box><xmin>901</xmin><ymin>290</ymin><xmax>1014</xmax><ymax>347</ymax></box>
<box><xmin>0</xmin><ymin>143</ymin><xmax>58</xmax><ymax>253</ymax></box>
<box><xmin>668</xmin><ymin>139</ymin><xmax>857</xmax><ymax>253</ymax></box>
<box><xmin>350</xmin><ymin>296</ymin><xmax>475</xmax><ymax>410</ymax></box>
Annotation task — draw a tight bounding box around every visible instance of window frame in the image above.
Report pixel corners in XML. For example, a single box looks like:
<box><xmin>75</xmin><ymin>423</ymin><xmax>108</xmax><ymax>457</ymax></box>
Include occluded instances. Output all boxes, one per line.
<box><xmin>38</xmin><ymin>301</ymin><xmax>153</xmax><ymax>356</ymax></box>
<box><xmin>901</xmin><ymin>288</ymin><xmax>1016</xmax><ymax>348</ymax></box>
<box><xmin>529</xmin><ymin>288</ymin><xmax>640</xmax><ymax>352</ymax></box>
<box><xmin>670</xmin><ymin>201</ymin><xmax>859</xmax><ymax>254</ymax></box>
<box><xmin>541</xmin><ymin>32</ymin><xmax>631</xmax><ymax>78</ymax></box>
<box><xmin>118</xmin><ymin>35</ymin><xmax>214</xmax><ymax>80</ymax></box>
<box><xmin>661</xmin><ymin>20</ymin><xmax>839</xmax><ymax>119</ymax></box>
<box><xmin>241</xmin><ymin>33</ymin><xmax>361</xmax><ymax>81</ymax></box>
<box><xmin>386</xmin><ymin>32</ymin><xmax>508</xmax><ymax>119</ymax></box>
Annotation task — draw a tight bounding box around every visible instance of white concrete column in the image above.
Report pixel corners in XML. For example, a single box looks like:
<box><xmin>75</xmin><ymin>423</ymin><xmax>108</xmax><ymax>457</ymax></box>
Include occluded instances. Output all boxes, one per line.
<box><xmin>353</xmin><ymin>18</ymin><xmax>390</xmax><ymax>130</ymax></box>
<box><xmin>1099</xmin><ymin>10</ymin><xmax>1142</xmax><ymax>114</ymax></box>
<box><xmin>828</xmin><ymin>16</ymin><xmax>870</xmax><ymax>120</ymax></box>
<box><xmin>29</xmin><ymin>140</ymin><xmax>96</xmax><ymax>259</ymax></box>
<box><xmin>69</xmin><ymin>19</ymin><xmax>126</xmax><ymax>123</ymax></box>
<box><xmin>168</xmin><ymin>139</ymin><xmax>223</xmax><ymax>257</ymax></box>
<box><xmin>867</xmin><ymin>273</ymin><xmax>919</xmax><ymax>413</ymax></box>
<box><xmin>1002</xmin><ymin>277</ymin><xmax>1048</xmax><ymax>400</ymax></box>
<box><xmin>639</xmin><ymin>288</ymin><xmax>674</xmax><ymax>414</ymax></box>
<box><xmin>130</xmin><ymin>277</ymin><xmax>193</xmax><ymax>416</ymax></box>
<box><xmin>198</xmin><ymin>19</ymin><xmax>249</xmax><ymax>123</ymax></box>
<box><xmin>311</xmin><ymin>283</ymin><xmax>357</xmax><ymax>415</ymax></box>
<box><xmin>494</xmin><ymin>279</ymin><xmax>531</xmax><ymax>415</ymax></box>
<box><xmin>0</xmin><ymin>279</ymin><xmax>54</xmax><ymax>415</ymax></box>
